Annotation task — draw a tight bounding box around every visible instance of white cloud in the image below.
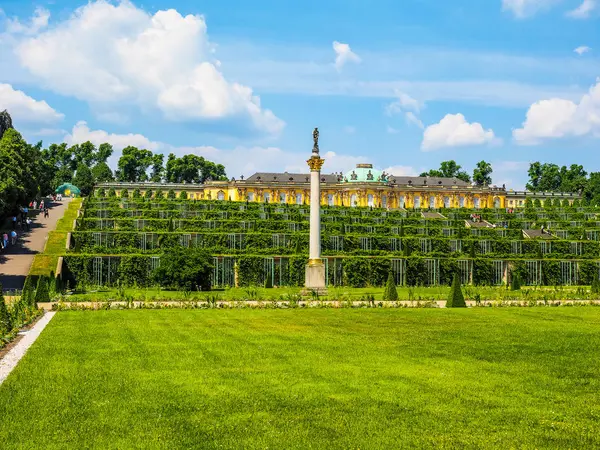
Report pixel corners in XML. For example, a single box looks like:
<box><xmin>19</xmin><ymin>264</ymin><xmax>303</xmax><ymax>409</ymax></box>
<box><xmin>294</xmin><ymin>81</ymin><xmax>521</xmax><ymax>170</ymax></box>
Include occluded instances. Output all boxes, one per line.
<box><xmin>10</xmin><ymin>1</ymin><xmax>283</xmax><ymax>135</ymax></box>
<box><xmin>383</xmin><ymin>165</ymin><xmax>418</xmax><ymax>177</ymax></box>
<box><xmin>502</xmin><ymin>0</ymin><xmax>561</xmax><ymax>18</ymax></box>
<box><xmin>574</xmin><ymin>46</ymin><xmax>591</xmax><ymax>55</ymax></box>
<box><xmin>4</xmin><ymin>7</ymin><xmax>50</xmax><ymax>35</ymax></box>
<box><xmin>0</xmin><ymin>83</ymin><xmax>63</xmax><ymax>124</ymax></box>
<box><xmin>333</xmin><ymin>41</ymin><xmax>361</xmax><ymax>71</ymax></box>
<box><xmin>63</xmin><ymin>121</ymin><xmax>161</xmax><ymax>152</ymax></box>
<box><xmin>513</xmin><ymin>79</ymin><xmax>600</xmax><ymax>144</ymax></box>
<box><xmin>567</xmin><ymin>0</ymin><xmax>597</xmax><ymax>18</ymax></box>
<box><xmin>422</xmin><ymin>113</ymin><xmax>497</xmax><ymax>151</ymax></box>
<box><xmin>385</xmin><ymin>90</ymin><xmax>421</xmax><ymax>115</ymax></box>
<box><xmin>405</xmin><ymin>112</ymin><xmax>424</xmax><ymax>129</ymax></box>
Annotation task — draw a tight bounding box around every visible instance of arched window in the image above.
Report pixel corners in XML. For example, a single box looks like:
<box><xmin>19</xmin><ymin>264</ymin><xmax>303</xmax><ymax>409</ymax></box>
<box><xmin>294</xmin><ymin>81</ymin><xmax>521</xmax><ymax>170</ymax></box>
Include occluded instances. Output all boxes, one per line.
<box><xmin>382</xmin><ymin>195</ymin><xmax>387</xmax><ymax>208</ymax></box>
<box><xmin>474</xmin><ymin>197</ymin><xmax>481</xmax><ymax>209</ymax></box>
<box><xmin>459</xmin><ymin>196</ymin><xmax>465</xmax><ymax>208</ymax></box>
<box><xmin>414</xmin><ymin>196</ymin><xmax>421</xmax><ymax>209</ymax></box>
<box><xmin>429</xmin><ymin>196</ymin><xmax>435</xmax><ymax>208</ymax></box>
<box><xmin>296</xmin><ymin>194</ymin><xmax>302</xmax><ymax>205</ymax></box>
<box><xmin>444</xmin><ymin>196</ymin><xmax>450</xmax><ymax>208</ymax></box>
<box><xmin>351</xmin><ymin>194</ymin><xmax>357</xmax><ymax>207</ymax></box>
<box><xmin>279</xmin><ymin>193</ymin><xmax>286</xmax><ymax>204</ymax></box>
<box><xmin>263</xmin><ymin>192</ymin><xmax>270</xmax><ymax>203</ymax></box>
<box><xmin>328</xmin><ymin>194</ymin><xmax>334</xmax><ymax>206</ymax></box>
<box><xmin>247</xmin><ymin>192</ymin><xmax>254</xmax><ymax>201</ymax></box>
<box><xmin>217</xmin><ymin>191</ymin><xmax>225</xmax><ymax>201</ymax></box>
<box><xmin>494</xmin><ymin>197</ymin><xmax>500</xmax><ymax>208</ymax></box>
<box><xmin>367</xmin><ymin>194</ymin><xmax>374</xmax><ymax>207</ymax></box>
<box><xmin>399</xmin><ymin>195</ymin><xmax>405</xmax><ymax>208</ymax></box>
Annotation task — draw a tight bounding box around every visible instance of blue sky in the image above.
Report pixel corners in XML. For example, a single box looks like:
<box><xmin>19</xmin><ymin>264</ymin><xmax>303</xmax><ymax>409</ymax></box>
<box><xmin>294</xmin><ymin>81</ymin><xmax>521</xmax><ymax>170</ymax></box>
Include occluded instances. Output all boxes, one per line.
<box><xmin>0</xmin><ymin>0</ymin><xmax>598</xmax><ymax>189</ymax></box>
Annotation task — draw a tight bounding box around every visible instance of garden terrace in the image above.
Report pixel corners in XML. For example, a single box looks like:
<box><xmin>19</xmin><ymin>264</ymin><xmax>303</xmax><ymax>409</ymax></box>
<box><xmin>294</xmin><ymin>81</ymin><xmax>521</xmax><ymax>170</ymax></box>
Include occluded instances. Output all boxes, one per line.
<box><xmin>58</xmin><ymin>195</ymin><xmax>600</xmax><ymax>289</ymax></box>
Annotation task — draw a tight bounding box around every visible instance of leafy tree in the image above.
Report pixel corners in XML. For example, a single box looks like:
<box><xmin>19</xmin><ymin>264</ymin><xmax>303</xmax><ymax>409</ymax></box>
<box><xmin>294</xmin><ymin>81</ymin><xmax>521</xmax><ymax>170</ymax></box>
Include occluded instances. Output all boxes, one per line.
<box><xmin>420</xmin><ymin>160</ymin><xmax>471</xmax><ymax>183</ymax></box>
<box><xmin>73</xmin><ymin>162</ymin><xmax>95</xmax><ymax>196</ymax></box>
<box><xmin>165</xmin><ymin>153</ymin><xmax>227</xmax><ymax>183</ymax></box>
<box><xmin>446</xmin><ymin>273</ymin><xmax>466</xmax><ymax>308</ymax></box>
<box><xmin>22</xmin><ymin>276</ymin><xmax>35</xmax><ymax>307</ymax></box>
<box><xmin>75</xmin><ymin>141</ymin><xmax>96</xmax><ymax>167</ymax></box>
<box><xmin>92</xmin><ymin>161</ymin><xmax>114</xmax><ymax>182</ymax></box>
<box><xmin>150</xmin><ymin>154</ymin><xmax>164</xmax><ymax>182</ymax></box>
<box><xmin>151</xmin><ymin>249</ymin><xmax>213</xmax><ymax>291</ymax></box>
<box><xmin>116</xmin><ymin>146</ymin><xmax>153</xmax><ymax>182</ymax></box>
<box><xmin>383</xmin><ymin>272</ymin><xmax>398</xmax><ymax>301</ymax></box>
<box><xmin>473</xmin><ymin>161</ymin><xmax>493</xmax><ymax>186</ymax></box>
<box><xmin>96</xmin><ymin>143</ymin><xmax>113</xmax><ymax>163</ymax></box>
<box><xmin>179</xmin><ymin>191</ymin><xmax>188</xmax><ymax>200</ymax></box>
<box><xmin>167</xmin><ymin>189</ymin><xmax>176</xmax><ymax>199</ymax></box>
<box><xmin>121</xmin><ymin>188</ymin><xmax>129</xmax><ymax>198</ymax></box>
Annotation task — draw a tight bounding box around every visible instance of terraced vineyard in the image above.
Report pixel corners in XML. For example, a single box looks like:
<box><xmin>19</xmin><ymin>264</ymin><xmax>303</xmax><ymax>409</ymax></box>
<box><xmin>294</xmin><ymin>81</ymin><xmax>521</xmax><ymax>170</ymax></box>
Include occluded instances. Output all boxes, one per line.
<box><xmin>62</xmin><ymin>194</ymin><xmax>600</xmax><ymax>289</ymax></box>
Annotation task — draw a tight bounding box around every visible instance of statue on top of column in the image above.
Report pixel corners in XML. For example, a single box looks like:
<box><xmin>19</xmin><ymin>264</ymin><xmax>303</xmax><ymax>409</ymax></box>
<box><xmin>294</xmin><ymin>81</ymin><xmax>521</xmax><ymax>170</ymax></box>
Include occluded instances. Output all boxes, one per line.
<box><xmin>312</xmin><ymin>127</ymin><xmax>319</xmax><ymax>155</ymax></box>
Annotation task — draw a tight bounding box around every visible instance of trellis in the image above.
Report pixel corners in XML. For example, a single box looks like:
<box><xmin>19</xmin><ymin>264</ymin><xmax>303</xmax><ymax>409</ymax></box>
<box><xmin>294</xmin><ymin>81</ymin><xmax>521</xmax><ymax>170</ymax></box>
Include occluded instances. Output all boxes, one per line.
<box><xmin>359</xmin><ymin>237</ymin><xmax>372</xmax><ymax>251</ymax></box>
<box><xmin>570</xmin><ymin>242</ymin><xmax>583</xmax><ymax>256</ymax></box>
<box><xmin>391</xmin><ymin>259</ymin><xmax>406</xmax><ymax>285</ymax></box>
<box><xmin>390</xmin><ymin>238</ymin><xmax>402</xmax><ymax>252</ymax></box>
<box><xmin>450</xmin><ymin>239</ymin><xmax>462</xmax><ymax>253</ymax></box>
<box><xmin>492</xmin><ymin>260</ymin><xmax>505</xmax><ymax>285</ymax></box>
<box><xmin>511</xmin><ymin>241</ymin><xmax>522</xmax><ymax>254</ymax></box>
<box><xmin>330</xmin><ymin>236</ymin><xmax>344</xmax><ymax>252</ymax></box>
<box><xmin>540</xmin><ymin>241</ymin><xmax>552</xmax><ymax>255</ymax></box>
<box><xmin>479</xmin><ymin>240</ymin><xmax>491</xmax><ymax>254</ymax></box>
<box><xmin>424</xmin><ymin>259</ymin><xmax>440</xmax><ymax>286</ymax></box>
<box><xmin>420</xmin><ymin>238</ymin><xmax>432</xmax><ymax>253</ymax></box>
<box><xmin>524</xmin><ymin>260</ymin><xmax>542</xmax><ymax>285</ymax></box>
<box><xmin>560</xmin><ymin>261</ymin><xmax>578</xmax><ymax>285</ymax></box>
<box><xmin>458</xmin><ymin>260</ymin><xmax>472</xmax><ymax>285</ymax></box>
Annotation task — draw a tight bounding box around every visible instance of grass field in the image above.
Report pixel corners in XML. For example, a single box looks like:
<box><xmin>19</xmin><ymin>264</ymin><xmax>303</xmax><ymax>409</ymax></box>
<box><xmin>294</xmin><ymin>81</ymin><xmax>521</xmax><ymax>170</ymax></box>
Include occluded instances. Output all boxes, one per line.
<box><xmin>1</xmin><ymin>309</ymin><xmax>599</xmax><ymax>448</ymax></box>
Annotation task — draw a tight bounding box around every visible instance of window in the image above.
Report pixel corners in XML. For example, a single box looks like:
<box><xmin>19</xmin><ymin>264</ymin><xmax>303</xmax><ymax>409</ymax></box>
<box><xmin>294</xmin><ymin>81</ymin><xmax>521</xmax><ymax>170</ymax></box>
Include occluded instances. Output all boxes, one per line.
<box><xmin>296</xmin><ymin>194</ymin><xmax>302</xmax><ymax>205</ymax></box>
<box><xmin>190</xmin><ymin>193</ymin><xmax>195</xmax><ymax>200</ymax></box>
<box><xmin>263</xmin><ymin>192</ymin><xmax>270</xmax><ymax>203</ymax></box>
<box><xmin>429</xmin><ymin>196</ymin><xmax>435</xmax><ymax>208</ymax></box>
<box><xmin>474</xmin><ymin>197</ymin><xmax>480</xmax><ymax>209</ymax></box>
<box><xmin>494</xmin><ymin>198</ymin><xmax>500</xmax><ymax>208</ymax></box>
<box><xmin>217</xmin><ymin>191</ymin><xmax>225</xmax><ymax>201</ymax></box>
<box><xmin>328</xmin><ymin>194</ymin><xmax>334</xmax><ymax>206</ymax></box>
<box><xmin>279</xmin><ymin>193</ymin><xmax>286</xmax><ymax>204</ymax></box>
<box><xmin>247</xmin><ymin>192</ymin><xmax>254</xmax><ymax>201</ymax></box>
<box><xmin>367</xmin><ymin>194</ymin><xmax>374</xmax><ymax>207</ymax></box>
<box><xmin>382</xmin><ymin>195</ymin><xmax>387</xmax><ymax>208</ymax></box>
<box><xmin>414</xmin><ymin>196</ymin><xmax>421</xmax><ymax>208</ymax></box>
<box><xmin>444</xmin><ymin>196</ymin><xmax>450</xmax><ymax>208</ymax></box>
<box><xmin>459</xmin><ymin>196</ymin><xmax>465</xmax><ymax>208</ymax></box>
<box><xmin>399</xmin><ymin>195</ymin><xmax>405</xmax><ymax>208</ymax></box>
<box><xmin>351</xmin><ymin>194</ymin><xmax>357</xmax><ymax>207</ymax></box>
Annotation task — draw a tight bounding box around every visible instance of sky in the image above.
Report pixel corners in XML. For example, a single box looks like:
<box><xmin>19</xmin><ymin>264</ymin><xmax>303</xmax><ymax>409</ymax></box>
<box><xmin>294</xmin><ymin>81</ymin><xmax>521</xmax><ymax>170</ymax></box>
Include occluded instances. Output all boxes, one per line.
<box><xmin>0</xmin><ymin>0</ymin><xmax>598</xmax><ymax>189</ymax></box>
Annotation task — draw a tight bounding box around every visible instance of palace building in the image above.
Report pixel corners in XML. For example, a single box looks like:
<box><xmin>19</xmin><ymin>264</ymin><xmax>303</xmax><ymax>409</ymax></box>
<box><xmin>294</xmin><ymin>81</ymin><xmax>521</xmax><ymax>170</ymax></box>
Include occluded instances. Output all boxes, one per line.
<box><xmin>98</xmin><ymin>163</ymin><xmax>581</xmax><ymax>209</ymax></box>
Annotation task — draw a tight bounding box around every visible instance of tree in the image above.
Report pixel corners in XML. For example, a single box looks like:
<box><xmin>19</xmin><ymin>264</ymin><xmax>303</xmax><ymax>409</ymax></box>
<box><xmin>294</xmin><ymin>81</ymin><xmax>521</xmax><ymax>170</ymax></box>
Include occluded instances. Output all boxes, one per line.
<box><xmin>510</xmin><ymin>271</ymin><xmax>521</xmax><ymax>291</ymax></box>
<box><xmin>92</xmin><ymin>162</ymin><xmax>114</xmax><ymax>182</ymax></box>
<box><xmin>116</xmin><ymin>146</ymin><xmax>153</xmax><ymax>182</ymax></box>
<box><xmin>383</xmin><ymin>272</ymin><xmax>399</xmax><ymax>301</ymax></box>
<box><xmin>420</xmin><ymin>160</ymin><xmax>470</xmax><ymax>183</ymax></box>
<box><xmin>473</xmin><ymin>161</ymin><xmax>493</xmax><ymax>186</ymax></box>
<box><xmin>179</xmin><ymin>191</ymin><xmax>188</xmax><ymax>200</ymax></box>
<box><xmin>96</xmin><ymin>143</ymin><xmax>113</xmax><ymax>163</ymax></box>
<box><xmin>73</xmin><ymin>162</ymin><xmax>95</xmax><ymax>196</ymax></box>
<box><xmin>165</xmin><ymin>153</ymin><xmax>227</xmax><ymax>183</ymax></box>
<box><xmin>446</xmin><ymin>273</ymin><xmax>466</xmax><ymax>308</ymax></box>
<box><xmin>121</xmin><ymin>188</ymin><xmax>129</xmax><ymax>198</ymax></box>
<box><xmin>167</xmin><ymin>189</ymin><xmax>176</xmax><ymax>199</ymax></box>
<box><xmin>150</xmin><ymin>153</ymin><xmax>164</xmax><ymax>182</ymax></box>
<box><xmin>151</xmin><ymin>249</ymin><xmax>213</xmax><ymax>291</ymax></box>
<box><xmin>22</xmin><ymin>276</ymin><xmax>35</xmax><ymax>307</ymax></box>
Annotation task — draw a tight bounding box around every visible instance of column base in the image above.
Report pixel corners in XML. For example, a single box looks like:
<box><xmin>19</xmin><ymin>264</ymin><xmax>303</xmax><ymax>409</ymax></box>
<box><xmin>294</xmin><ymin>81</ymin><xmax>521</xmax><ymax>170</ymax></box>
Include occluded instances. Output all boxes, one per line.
<box><xmin>304</xmin><ymin>261</ymin><xmax>327</xmax><ymax>291</ymax></box>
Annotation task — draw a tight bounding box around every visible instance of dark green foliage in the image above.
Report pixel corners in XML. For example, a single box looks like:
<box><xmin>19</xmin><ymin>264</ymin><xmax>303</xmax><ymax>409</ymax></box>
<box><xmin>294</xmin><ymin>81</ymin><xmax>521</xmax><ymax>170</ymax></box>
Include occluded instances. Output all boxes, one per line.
<box><xmin>22</xmin><ymin>276</ymin><xmax>35</xmax><ymax>307</ymax></box>
<box><xmin>108</xmin><ymin>188</ymin><xmax>116</xmax><ymax>198</ymax></box>
<box><xmin>73</xmin><ymin>163</ymin><xmax>94</xmax><ymax>196</ymax></box>
<box><xmin>154</xmin><ymin>189</ymin><xmax>164</xmax><ymax>199</ymax></box>
<box><xmin>121</xmin><ymin>189</ymin><xmax>129</xmax><ymax>198</ymax></box>
<box><xmin>510</xmin><ymin>271</ymin><xmax>521</xmax><ymax>291</ymax></box>
<box><xmin>132</xmin><ymin>189</ymin><xmax>141</xmax><ymax>198</ymax></box>
<box><xmin>264</xmin><ymin>271</ymin><xmax>273</xmax><ymax>289</ymax></box>
<box><xmin>179</xmin><ymin>191</ymin><xmax>188</xmax><ymax>200</ymax></box>
<box><xmin>167</xmin><ymin>189</ymin><xmax>176</xmax><ymax>199</ymax></box>
<box><xmin>96</xmin><ymin>188</ymin><xmax>105</xmax><ymax>198</ymax></box>
<box><xmin>591</xmin><ymin>274</ymin><xmax>600</xmax><ymax>296</ymax></box>
<box><xmin>383</xmin><ymin>272</ymin><xmax>398</xmax><ymax>301</ymax></box>
<box><xmin>446</xmin><ymin>273</ymin><xmax>466</xmax><ymax>308</ymax></box>
<box><xmin>152</xmin><ymin>249</ymin><xmax>213</xmax><ymax>291</ymax></box>
<box><xmin>35</xmin><ymin>277</ymin><xmax>50</xmax><ymax>304</ymax></box>
<box><xmin>0</xmin><ymin>286</ymin><xmax>13</xmax><ymax>335</ymax></box>
<box><xmin>145</xmin><ymin>189</ymin><xmax>153</xmax><ymax>199</ymax></box>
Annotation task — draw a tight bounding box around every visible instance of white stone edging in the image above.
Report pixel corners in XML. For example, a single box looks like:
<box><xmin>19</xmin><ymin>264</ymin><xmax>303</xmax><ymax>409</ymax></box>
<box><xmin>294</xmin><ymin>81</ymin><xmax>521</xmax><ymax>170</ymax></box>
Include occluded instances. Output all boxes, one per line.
<box><xmin>0</xmin><ymin>312</ymin><xmax>56</xmax><ymax>385</ymax></box>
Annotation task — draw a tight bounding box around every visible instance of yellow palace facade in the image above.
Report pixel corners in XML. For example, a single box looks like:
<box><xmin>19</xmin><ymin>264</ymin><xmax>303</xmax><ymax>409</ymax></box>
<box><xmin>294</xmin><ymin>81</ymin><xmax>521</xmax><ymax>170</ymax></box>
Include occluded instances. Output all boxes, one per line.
<box><xmin>98</xmin><ymin>163</ymin><xmax>523</xmax><ymax>209</ymax></box>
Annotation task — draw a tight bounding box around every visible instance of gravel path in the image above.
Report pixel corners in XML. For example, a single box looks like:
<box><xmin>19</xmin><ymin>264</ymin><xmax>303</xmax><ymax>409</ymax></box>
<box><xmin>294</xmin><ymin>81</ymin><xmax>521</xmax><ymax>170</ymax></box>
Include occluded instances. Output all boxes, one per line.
<box><xmin>0</xmin><ymin>312</ymin><xmax>56</xmax><ymax>385</ymax></box>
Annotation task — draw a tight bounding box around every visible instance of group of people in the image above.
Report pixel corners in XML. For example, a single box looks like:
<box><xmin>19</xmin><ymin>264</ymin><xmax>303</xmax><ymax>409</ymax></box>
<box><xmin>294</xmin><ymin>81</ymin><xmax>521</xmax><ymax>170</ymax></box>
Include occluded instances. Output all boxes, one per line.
<box><xmin>3</xmin><ymin>198</ymin><xmax>52</xmax><ymax>252</ymax></box>
<box><xmin>470</xmin><ymin>213</ymin><xmax>483</xmax><ymax>223</ymax></box>
<box><xmin>1</xmin><ymin>231</ymin><xmax>18</xmax><ymax>249</ymax></box>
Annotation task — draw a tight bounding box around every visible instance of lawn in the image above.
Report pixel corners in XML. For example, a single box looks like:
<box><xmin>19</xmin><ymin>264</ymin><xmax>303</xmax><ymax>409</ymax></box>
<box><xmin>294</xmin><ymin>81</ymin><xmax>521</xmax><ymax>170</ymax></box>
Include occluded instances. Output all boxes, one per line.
<box><xmin>1</xmin><ymin>309</ymin><xmax>599</xmax><ymax>449</ymax></box>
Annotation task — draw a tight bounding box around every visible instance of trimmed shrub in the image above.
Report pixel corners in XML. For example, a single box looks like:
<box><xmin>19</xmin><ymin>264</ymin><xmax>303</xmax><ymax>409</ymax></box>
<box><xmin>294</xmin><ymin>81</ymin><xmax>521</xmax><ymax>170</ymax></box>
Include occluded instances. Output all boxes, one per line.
<box><xmin>179</xmin><ymin>191</ymin><xmax>188</xmax><ymax>200</ymax></box>
<box><xmin>108</xmin><ymin>188</ymin><xmax>116</xmax><ymax>198</ymax></box>
<box><xmin>510</xmin><ymin>271</ymin><xmax>521</xmax><ymax>291</ymax></box>
<box><xmin>96</xmin><ymin>188</ymin><xmax>106</xmax><ymax>198</ymax></box>
<box><xmin>264</xmin><ymin>271</ymin><xmax>273</xmax><ymax>289</ymax></box>
<box><xmin>121</xmin><ymin>189</ymin><xmax>129</xmax><ymax>198</ymax></box>
<box><xmin>144</xmin><ymin>189</ymin><xmax>153</xmax><ymax>199</ymax></box>
<box><xmin>446</xmin><ymin>273</ymin><xmax>466</xmax><ymax>308</ymax></box>
<box><xmin>132</xmin><ymin>188</ymin><xmax>141</xmax><ymax>198</ymax></box>
<box><xmin>383</xmin><ymin>272</ymin><xmax>398</xmax><ymax>301</ymax></box>
<box><xmin>152</xmin><ymin>249</ymin><xmax>213</xmax><ymax>291</ymax></box>
<box><xmin>22</xmin><ymin>276</ymin><xmax>35</xmax><ymax>307</ymax></box>
<box><xmin>167</xmin><ymin>189</ymin><xmax>176</xmax><ymax>199</ymax></box>
<box><xmin>0</xmin><ymin>286</ymin><xmax>13</xmax><ymax>334</ymax></box>
<box><xmin>35</xmin><ymin>277</ymin><xmax>50</xmax><ymax>304</ymax></box>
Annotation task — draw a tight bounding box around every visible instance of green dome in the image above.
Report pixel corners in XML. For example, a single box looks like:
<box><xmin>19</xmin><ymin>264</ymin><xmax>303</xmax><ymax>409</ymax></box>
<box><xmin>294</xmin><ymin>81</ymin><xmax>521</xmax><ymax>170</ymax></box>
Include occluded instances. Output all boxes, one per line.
<box><xmin>344</xmin><ymin>164</ymin><xmax>384</xmax><ymax>183</ymax></box>
<box><xmin>55</xmin><ymin>183</ymin><xmax>81</xmax><ymax>196</ymax></box>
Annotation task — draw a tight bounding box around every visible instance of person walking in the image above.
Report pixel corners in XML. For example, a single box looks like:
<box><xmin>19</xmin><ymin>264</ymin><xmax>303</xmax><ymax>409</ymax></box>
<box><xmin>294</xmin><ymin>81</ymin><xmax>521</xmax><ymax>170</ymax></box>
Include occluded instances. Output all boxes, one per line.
<box><xmin>44</xmin><ymin>207</ymin><xmax>49</xmax><ymax>218</ymax></box>
<box><xmin>40</xmin><ymin>200</ymin><xmax>45</xmax><ymax>210</ymax></box>
<box><xmin>10</xmin><ymin>230</ymin><xmax>17</xmax><ymax>245</ymax></box>
<box><xmin>26</xmin><ymin>217</ymin><xmax>32</xmax><ymax>231</ymax></box>
<box><xmin>2</xmin><ymin>233</ymin><xmax>8</xmax><ymax>248</ymax></box>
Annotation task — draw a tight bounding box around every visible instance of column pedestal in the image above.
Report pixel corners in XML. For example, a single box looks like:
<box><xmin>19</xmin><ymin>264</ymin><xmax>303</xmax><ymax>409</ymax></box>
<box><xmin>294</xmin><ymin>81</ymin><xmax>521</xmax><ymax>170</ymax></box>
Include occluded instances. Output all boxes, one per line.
<box><xmin>304</xmin><ymin>260</ymin><xmax>327</xmax><ymax>293</ymax></box>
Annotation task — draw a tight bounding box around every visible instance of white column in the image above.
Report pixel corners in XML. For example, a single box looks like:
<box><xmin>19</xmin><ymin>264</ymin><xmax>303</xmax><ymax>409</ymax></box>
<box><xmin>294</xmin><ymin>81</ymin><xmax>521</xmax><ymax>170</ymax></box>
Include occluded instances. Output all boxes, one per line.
<box><xmin>309</xmin><ymin>169</ymin><xmax>321</xmax><ymax>262</ymax></box>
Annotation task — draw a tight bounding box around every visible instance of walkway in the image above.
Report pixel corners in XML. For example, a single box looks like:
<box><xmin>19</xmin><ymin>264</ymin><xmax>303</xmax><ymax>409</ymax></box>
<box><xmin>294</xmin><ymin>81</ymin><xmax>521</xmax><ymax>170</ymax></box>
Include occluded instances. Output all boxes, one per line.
<box><xmin>0</xmin><ymin>199</ymin><xmax>71</xmax><ymax>291</ymax></box>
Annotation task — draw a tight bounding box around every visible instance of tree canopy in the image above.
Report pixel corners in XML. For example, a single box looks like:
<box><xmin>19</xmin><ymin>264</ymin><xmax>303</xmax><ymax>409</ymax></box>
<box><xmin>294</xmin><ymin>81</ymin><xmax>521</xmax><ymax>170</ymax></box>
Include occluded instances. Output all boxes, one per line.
<box><xmin>420</xmin><ymin>160</ymin><xmax>471</xmax><ymax>183</ymax></box>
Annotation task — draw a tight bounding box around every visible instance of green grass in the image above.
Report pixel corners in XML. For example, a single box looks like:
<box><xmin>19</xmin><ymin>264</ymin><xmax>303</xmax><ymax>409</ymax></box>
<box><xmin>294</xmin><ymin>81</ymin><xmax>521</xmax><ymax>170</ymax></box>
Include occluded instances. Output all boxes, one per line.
<box><xmin>62</xmin><ymin>284</ymin><xmax>595</xmax><ymax>303</ymax></box>
<box><xmin>29</xmin><ymin>199</ymin><xmax>82</xmax><ymax>276</ymax></box>
<box><xmin>1</xmin><ymin>309</ymin><xmax>600</xmax><ymax>448</ymax></box>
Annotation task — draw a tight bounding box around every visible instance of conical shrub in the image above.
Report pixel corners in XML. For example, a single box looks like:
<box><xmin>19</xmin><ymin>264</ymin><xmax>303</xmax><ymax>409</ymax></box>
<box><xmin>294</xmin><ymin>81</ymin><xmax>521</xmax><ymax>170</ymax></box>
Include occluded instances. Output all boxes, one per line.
<box><xmin>264</xmin><ymin>271</ymin><xmax>273</xmax><ymax>289</ymax></box>
<box><xmin>510</xmin><ymin>271</ymin><xmax>521</xmax><ymax>291</ymax></box>
<box><xmin>0</xmin><ymin>286</ymin><xmax>13</xmax><ymax>335</ymax></box>
<box><xmin>34</xmin><ymin>276</ymin><xmax>50</xmax><ymax>306</ymax></box>
<box><xmin>383</xmin><ymin>272</ymin><xmax>399</xmax><ymax>301</ymax></box>
<box><xmin>446</xmin><ymin>273</ymin><xmax>466</xmax><ymax>308</ymax></box>
<box><xmin>22</xmin><ymin>276</ymin><xmax>34</xmax><ymax>307</ymax></box>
